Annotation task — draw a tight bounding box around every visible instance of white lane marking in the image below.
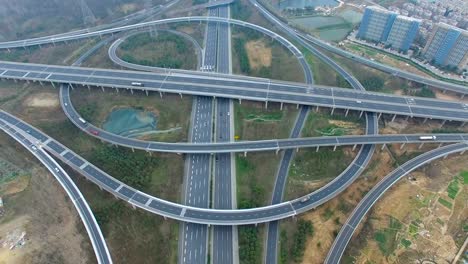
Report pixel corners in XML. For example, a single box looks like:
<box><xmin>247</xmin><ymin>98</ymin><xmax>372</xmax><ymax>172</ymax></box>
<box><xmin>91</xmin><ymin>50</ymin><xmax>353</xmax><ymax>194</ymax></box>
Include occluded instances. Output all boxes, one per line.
<box><xmin>79</xmin><ymin>162</ymin><xmax>89</xmax><ymax>169</ymax></box>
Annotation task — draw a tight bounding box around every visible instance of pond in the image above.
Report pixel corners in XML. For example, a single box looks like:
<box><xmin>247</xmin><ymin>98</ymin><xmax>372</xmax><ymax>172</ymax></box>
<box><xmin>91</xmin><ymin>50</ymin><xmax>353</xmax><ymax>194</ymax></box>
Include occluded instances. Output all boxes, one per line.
<box><xmin>279</xmin><ymin>0</ymin><xmax>339</xmax><ymax>9</ymax></box>
<box><xmin>103</xmin><ymin>107</ymin><xmax>157</xmax><ymax>138</ymax></box>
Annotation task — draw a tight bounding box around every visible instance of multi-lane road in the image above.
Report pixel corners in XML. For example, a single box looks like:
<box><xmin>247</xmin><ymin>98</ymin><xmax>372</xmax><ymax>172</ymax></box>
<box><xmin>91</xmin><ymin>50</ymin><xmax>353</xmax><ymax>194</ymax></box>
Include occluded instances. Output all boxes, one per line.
<box><xmin>324</xmin><ymin>142</ymin><xmax>468</xmax><ymax>263</ymax></box>
<box><xmin>0</xmin><ymin>117</ymin><xmax>112</xmax><ymax>264</ymax></box>
<box><xmin>2</xmin><ymin>61</ymin><xmax>468</xmax><ymax>122</ymax></box>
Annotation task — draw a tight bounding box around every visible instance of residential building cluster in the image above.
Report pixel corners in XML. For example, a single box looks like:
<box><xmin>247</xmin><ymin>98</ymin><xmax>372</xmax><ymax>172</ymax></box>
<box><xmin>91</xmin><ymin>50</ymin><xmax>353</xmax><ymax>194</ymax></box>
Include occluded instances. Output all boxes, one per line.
<box><xmin>357</xmin><ymin>6</ymin><xmax>467</xmax><ymax>71</ymax></box>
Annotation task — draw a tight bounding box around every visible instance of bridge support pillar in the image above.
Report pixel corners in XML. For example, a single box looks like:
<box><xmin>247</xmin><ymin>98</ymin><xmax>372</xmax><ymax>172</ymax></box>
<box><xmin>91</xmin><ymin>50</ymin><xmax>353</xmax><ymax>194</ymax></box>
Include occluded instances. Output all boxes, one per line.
<box><xmin>423</xmin><ymin>118</ymin><xmax>428</xmax><ymax>124</ymax></box>
<box><xmin>345</xmin><ymin>109</ymin><xmax>349</xmax><ymax>117</ymax></box>
<box><xmin>280</xmin><ymin>102</ymin><xmax>283</xmax><ymax>110</ymax></box>
<box><xmin>131</xmin><ymin>204</ymin><xmax>136</xmax><ymax>210</ymax></box>
<box><xmin>264</xmin><ymin>101</ymin><xmax>268</xmax><ymax>109</ymax></box>
<box><xmin>130</xmin><ymin>89</ymin><xmax>134</xmax><ymax>94</ymax></box>
<box><xmin>460</xmin><ymin>122</ymin><xmax>465</xmax><ymax>128</ymax></box>
<box><xmin>405</xmin><ymin>115</ymin><xmax>410</xmax><ymax>121</ymax></box>
<box><xmin>381</xmin><ymin>144</ymin><xmax>386</xmax><ymax>151</ymax></box>
<box><xmin>26</xmin><ymin>80</ymin><xmax>30</xmax><ymax>84</ymax></box>
<box><xmin>179</xmin><ymin>92</ymin><xmax>182</xmax><ymax>98</ymax></box>
<box><xmin>461</xmin><ymin>94</ymin><xmax>465</xmax><ymax>99</ymax></box>
<box><xmin>438</xmin><ymin>143</ymin><xmax>443</xmax><ymax>148</ymax></box>
<box><xmin>296</xmin><ymin>104</ymin><xmax>299</xmax><ymax>109</ymax></box>
<box><xmin>51</xmin><ymin>82</ymin><xmax>56</xmax><ymax>88</ymax></box>
<box><xmin>115</xmin><ymin>87</ymin><xmax>119</xmax><ymax>93</ymax></box>
<box><xmin>377</xmin><ymin>112</ymin><xmax>382</xmax><ymax>120</ymax></box>
<box><xmin>7</xmin><ymin>48</ymin><xmax>10</xmax><ymax>53</ymax></box>
<box><xmin>418</xmin><ymin>143</ymin><xmax>424</xmax><ymax>149</ymax></box>
<box><xmin>359</xmin><ymin>111</ymin><xmax>363</xmax><ymax>118</ymax></box>
<box><xmin>238</xmin><ymin>98</ymin><xmax>242</xmax><ymax>104</ymax></box>
<box><xmin>316</xmin><ymin>146</ymin><xmax>320</xmax><ymax>152</ymax></box>
<box><xmin>400</xmin><ymin>143</ymin><xmax>406</xmax><ymax>150</ymax></box>
<box><xmin>443</xmin><ymin>154</ymin><xmax>448</xmax><ymax>159</ymax></box>
<box><xmin>145</xmin><ymin>90</ymin><xmax>148</xmax><ymax>96</ymax></box>
<box><xmin>296</xmin><ymin>148</ymin><xmax>299</xmax><ymax>153</ymax></box>
<box><xmin>131</xmin><ymin>147</ymin><xmax>135</xmax><ymax>152</ymax></box>
<box><xmin>101</xmin><ymin>86</ymin><xmax>105</xmax><ymax>92</ymax></box>
<box><xmin>333</xmin><ymin>145</ymin><xmax>337</xmax><ymax>151</ymax></box>
<box><xmin>244</xmin><ymin>152</ymin><xmax>247</xmax><ymax>157</ymax></box>
<box><xmin>39</xmin><ymin>81</ymin><xmax>43</xmax><ymax>87</ymax></box>
<box><xmin>159</xmin><ymin>91</ymin><xmax>163</xmax><ymax>98</ymax></box>
<box><xmin>13</xmin><ymin>79</ymin><xmax>17</xmax><ymax>83</ymax></box>
<box><xmin>442</xmin><ymin>90</ymin><xmax>447</xmax><ymax>94</ymax></box>
<box><xmin>460</xmin><ymin>150</ymin><xmax>466</xmax><ymax>155</ymax></box>
<box><xmin>391</xmin><ymin>114</ymin><xmax>397</xmax><ymax>122</ymax></box>
<box><xmin>276</xmin><ymin>149</ymin><xmax>279</xmax><ymax>155</ymax></box>
<box><xmin>69</xmin><ymin>84</ymin><xmax>75</xmax><ymax>90</ymax></box>
<box><xmin>352</xmin><ymin>144</ymin><xmax>357</xmax><ymax>151</ymax></box>
<box><xmin>147</xmin><ymin>151</ymin><xmax>152</xmax><ymax>156</ymax></box>
<box><xmin>330</xmin><ymin>108</ymin><xmax>335</xmax><ymax>115</ymax></box>
<box><xmin>440</xmin><ymin>120</ymin><xmax>446</xmax><ymax>128</ymax></box>
<box><xmin>315</xmin><ymin>105</ymin><xmax>319</xmax><ymax>112</ymax></box>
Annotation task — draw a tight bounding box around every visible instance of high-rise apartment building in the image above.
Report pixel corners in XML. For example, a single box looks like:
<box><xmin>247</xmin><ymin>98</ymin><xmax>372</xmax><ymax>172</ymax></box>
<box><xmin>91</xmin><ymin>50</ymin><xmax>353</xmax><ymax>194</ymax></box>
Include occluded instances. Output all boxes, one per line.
<box><xmin>357</xmin><ymin>6</ymin><xmax>420</xmax><ymax>52</ymax></box>
<box><xmin>423</xmin><ymin>23</ymin><xmax>468</xmax><ymax>70</ymax></box>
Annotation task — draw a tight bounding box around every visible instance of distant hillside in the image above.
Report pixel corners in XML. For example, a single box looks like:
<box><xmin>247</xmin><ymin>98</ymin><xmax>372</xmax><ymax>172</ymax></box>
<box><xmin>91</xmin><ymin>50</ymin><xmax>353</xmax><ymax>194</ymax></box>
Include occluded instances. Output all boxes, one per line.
<box><xmin>0</xmin><ymin>0</ymin><xmax>162</xmax><ymax>41</ymax></box>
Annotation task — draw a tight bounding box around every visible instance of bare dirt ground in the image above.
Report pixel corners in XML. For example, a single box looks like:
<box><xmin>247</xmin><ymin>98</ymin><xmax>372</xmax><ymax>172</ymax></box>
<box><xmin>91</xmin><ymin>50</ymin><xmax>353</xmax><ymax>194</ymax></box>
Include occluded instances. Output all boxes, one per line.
<box><xmin>0</xmin><ymin>134</ymin><xmax>92</xmax><ymax>264</ymax></box>
<box><xmin>23</xmin><ymin>93</ymin><xmax>59</xmax><ymax>108</ymax></box>
<box><xmin>245</xmin><ymin>40</ymin><xmax>272</xmax><ymax>69</ymax></box>
<box><xmin>295</xmin><ymin>148</ymin><xmax>397</xmax><ymax>263</ymax></box>
<box><xmin>348</xmin><ymin>154</ymin><xmax>467</xmax><ymax>263</ymax></box>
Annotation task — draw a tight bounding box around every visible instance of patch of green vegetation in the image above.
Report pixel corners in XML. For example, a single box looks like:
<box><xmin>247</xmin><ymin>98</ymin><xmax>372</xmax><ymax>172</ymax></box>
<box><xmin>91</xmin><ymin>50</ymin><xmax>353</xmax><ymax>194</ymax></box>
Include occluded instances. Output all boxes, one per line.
<box><xmin>321</xmin><ymin>207</ymin><xmax>334</xmax><ymax>221</ymax></box>
<box><xmin>192</xmin><ymin>0</ymin><xmax>208</xmax><ymax>4</ymax></box>
<box><xmin>461</xmin><ymin>171</ymin><xmax>468</xmax><ymax>185</ymax></box>
<box><xmin>231</xmin><ymin>0</ymin><xmax>252</xmax><ymax>21</ymax></box>
<box><xmin>291</xmin><ymin>219</ymin><xmax>314</xmax><ymax>262</ymax></box>
<box><xmin>279</xmin><ymin>229</ymin><xmax>288</xmax><ymax>264</ymax></box>
<box><xmin>302</xmin><ymin>111</ymin><xmax>362</xmax><ymax>138</ymax></box>
<box><xmin>408</xmin><ymin>223</ymin><xmax>418</xmax><ymax>237</ymax></box>
<box><xmin>447</xmin><ymin>178</ymin><xmax>460</xmax><ymax>199</ymax></box>
<box><xmin>400</xmin><ymin>238</ymin><xmax>411</xmax><ymax>249</ymax></box>
<box><xmin>438</xmin><ymin>197</ymin><xmax>453</xmax><ymax>209</ymax></box>
<box><xmin>303</xmin><ymin>50</ymin><xmax>344</xmax><ymax>86</ymax></box>
<box><xmin>233</xmin><ymin>37</ymin><xmax>252</xmax><ymax>74</ymax></box>
<box><xmin>431</xmin><ymin>128</ymin><xmax>465</xmax><ymax>134</ymax></box>
<box><xmin>362</xmin><ymin>76</ymin><xmax>385</xmax><ymax>92</ymax></box>
<box><xmin>436</xmin><ymin>218</ymin><xmax>444</xmax><ymax>226</ymax></box>
<box><xmin>234</xmin><ymin>102</ymin><xmax>298</xmax><ymax>140</ymax></box>
<box><xmin>246</xmin><ymin>112</ymin><xmax>283</xmax><ymax>122</ymax></box>
<box><xmin>119</xmin><ymin>32</ymin><xmax>197</xmax><ymax>69</ymax></box>
<box><xmin>78</xmin><ymin>103</ymin><xmax>98</xmax><ymax>123</ymax></box>
<box><xmin>238</xmin><ymin>225</ymin><xmax>262</xmax><ymax>264</ymax></box>
<box><xmin>373</xmin><ymin>217</ymin><xmax>402</xmax><ymax>256</ymax></box>
<box><xmin>347</xmin><ymin>43</ymin><xmax>468</xmax><ymax>86</ymax></box>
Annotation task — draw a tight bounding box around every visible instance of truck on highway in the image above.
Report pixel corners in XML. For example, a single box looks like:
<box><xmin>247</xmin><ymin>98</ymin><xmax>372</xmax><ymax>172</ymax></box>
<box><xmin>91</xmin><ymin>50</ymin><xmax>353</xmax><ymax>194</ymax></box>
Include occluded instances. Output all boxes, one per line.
<box><xmin>419</xmin><ymin>136</ymin><xmax>437</xmax><ymax>140</ymax></box>
<box><xmin>78</xmin><ymin>117</ymin><xmax>87</xmax><ymax>124</ymax></box>
<box><xmin>131</xmin><ymin>82</ymin><xmax>144</xmax><ymax>87</ymax></box>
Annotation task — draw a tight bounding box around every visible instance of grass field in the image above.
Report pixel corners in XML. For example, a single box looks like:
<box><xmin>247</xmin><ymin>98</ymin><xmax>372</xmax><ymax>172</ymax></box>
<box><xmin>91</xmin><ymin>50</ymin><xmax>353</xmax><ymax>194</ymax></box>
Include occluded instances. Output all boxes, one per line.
<box><xmin>234</xmin><ymin>101</ymin><xmax>299</xmax><ymax>140</ymax></box>
<box><xmin>117</xmin><ymin>31</ymin><xmax>198</xmax><ymax>70</ymax></box>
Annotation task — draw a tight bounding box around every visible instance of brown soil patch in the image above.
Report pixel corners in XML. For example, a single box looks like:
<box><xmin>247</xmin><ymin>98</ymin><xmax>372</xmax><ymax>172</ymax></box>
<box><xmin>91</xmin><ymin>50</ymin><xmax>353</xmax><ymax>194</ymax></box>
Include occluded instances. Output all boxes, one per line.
<box><xmin>0</xmin><ymin>136</ymin><xmax>91</xmax><ymax>264</ymax></box>
<box><xmin>245</xmin><ymin>40</ymin><xmax>272</xmax><ymax>69</ymax></box>
<box><xmin>23</xmin><ymin>93</ymin><xmax>59</xmax><ymax>108</ymax></box>
<box><xmin>435</xmin><ymin>90</ymin><xmax>468</xmax><ymax>103</ymax></box>
<box><xmin>298</xmin><ymin>150</ymin><xmax>395</xmax><ymax>263</ymax></box>
<box><xmin>351</xmin><ymin>154</ymin><xmax>468</xmax><ymax>263</ymax></box>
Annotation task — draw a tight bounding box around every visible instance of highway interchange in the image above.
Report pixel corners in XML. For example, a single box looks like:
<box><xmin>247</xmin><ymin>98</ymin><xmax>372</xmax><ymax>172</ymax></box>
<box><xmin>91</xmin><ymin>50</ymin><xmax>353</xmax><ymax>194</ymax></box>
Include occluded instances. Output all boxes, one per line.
<box><xmin>0</xmin><ymin>0</ymin><xmax>467</xmax><ymax>263</ymax></box>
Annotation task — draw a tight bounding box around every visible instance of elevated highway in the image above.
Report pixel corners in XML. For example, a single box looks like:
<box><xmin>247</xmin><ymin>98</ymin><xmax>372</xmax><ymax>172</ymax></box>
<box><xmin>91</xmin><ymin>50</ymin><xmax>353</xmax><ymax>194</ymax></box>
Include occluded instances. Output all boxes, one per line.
<box><xmin>324</xmin><ymin>142</ymin><xmax>468</xmax><ymax>263</ymax></box>
<box><xmin>2</xmin><ymin>61</ymin><xmax>468</xmax><ymax>122</ymax></box>
<box><xmin>0</xmin><ymin>117</ymin><xmax>112</xmax><ymax>264</ymax></box>
<box><xmin>1</xmin><ymin>110</ymin><xmax>467</xmax><ymax>225</ymax></box>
